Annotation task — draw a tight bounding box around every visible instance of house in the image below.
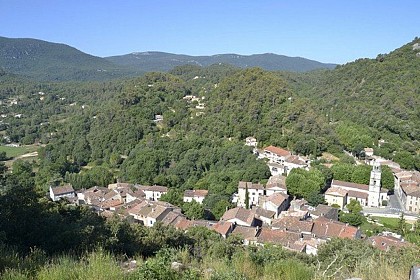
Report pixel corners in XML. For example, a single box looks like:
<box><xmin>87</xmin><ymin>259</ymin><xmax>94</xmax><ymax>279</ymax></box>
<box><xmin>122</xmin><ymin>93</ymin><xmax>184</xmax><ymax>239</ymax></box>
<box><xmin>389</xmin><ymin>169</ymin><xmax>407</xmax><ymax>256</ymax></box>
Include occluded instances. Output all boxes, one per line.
<box><xmin>271</xmin><ymin>216</ymin><xmax>313</xmax><ymax>236</ymax></box>
<box><xmin>153</xmin><ymin>114</ymin><xmax>163</xmax><ymax>122</ymax></box>
<box><xmin>255</xmin><ymin>208</ymin><xmax>276</xmax><ymax>225</ymax></box>
<box><xmin>256</xmin><ymin>228</ymin><xmax>302</xmax><ymax>252</ymax></box>
<box><xmin>126</xmin><ymin>189</ymin><xmax>146</xmax><ymax>203</ymax></box>
<box><xmin>394</xmin><ymin>170</ymin><xmax>420</xmax><ymax>214</ymax></box>
<box><xmin>367</xmin><ymin>234</ymin><xmax>410</xmax><ymax>251</ymax></box>
<box><xmin>309</xmin><ymin>204</ymin><xmax>339</xmax><ymax>221</ymax></box>
<box><xmin>213</xmin><ymin>221</ymin><xmax>235</xmax><ymax>238</ymax></box>
<box><xmin>138</xmin><ymin>185</ymin><xmax>168</xmax><ymax>201</ymax></box>
<box><xmin>49</xmin><ymin>185</ymin><xmax>75</xmax><ymax>202</ymax></box>
<box><xmin>183</xmin><ymin>189</ymin><xmax>209</xmax><ymax>204</ymax></box>
<box><xmin>230</xmin><ymin>225</ymin><xmax>260</xmax><ymax>245</ymax></box>
<box><xmin>324</xmin><ymin>187</ymin><xmax>348</xmax><ymax>209</ymax></box>
<box><xmin>261</xmin><ymin>192</ymin><xmax>290</xmax><ymax>218</ymax></box>
<box><xmin>237</xmin><ymin>181</ymin><xmax>265</xmax><ymax>207</ymax></box>
<box><xmin>263</xmin><ymin>145</ymin><xmax>291</xmax><ymax>163</ymax></box>
<box><xmin>265</xmin><ymin>175</ymin><xmax>287</xmax><ymax>196</ymax></box>
<box><xmin>127</xmin><ymin>201</ymin><xmax>176</xmax><ymax>227</ymax></box>
<box><xmin>311</xmin><ymin>217</ymin><xmax>361</xmax><ymax>240</ymax></box>
<box><xmin>220</xmin><ymin>207</ymin><xmax>262</xmax><ymax>227</ymax></box>
<box><xmin>245</xmin><ymin>137</ymin><xmax>258</xmax><ymax>147</ymax></box>
<box><xmin>108</xmin><ymin>182</ymin><xmax>133</xmax><ymax>190</ymax></box>
<box><xmin>364</xmin><ymin>147</ymin><xmax>374</xmax><ymax>157</ymax></box>
<box><xmin>78</xmin><ymin>186</ymin><xmax>110</xmax><ymax>208</ymax></box>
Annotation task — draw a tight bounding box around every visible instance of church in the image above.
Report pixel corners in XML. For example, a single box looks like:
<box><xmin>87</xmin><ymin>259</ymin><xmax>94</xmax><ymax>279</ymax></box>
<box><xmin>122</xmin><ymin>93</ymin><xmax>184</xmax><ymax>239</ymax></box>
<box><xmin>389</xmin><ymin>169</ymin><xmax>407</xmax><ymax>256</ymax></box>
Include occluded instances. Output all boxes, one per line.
<box><xmin>324</xmin><ymin>162</ymin><xmax>389</xmax><ymax>209</ymax></box>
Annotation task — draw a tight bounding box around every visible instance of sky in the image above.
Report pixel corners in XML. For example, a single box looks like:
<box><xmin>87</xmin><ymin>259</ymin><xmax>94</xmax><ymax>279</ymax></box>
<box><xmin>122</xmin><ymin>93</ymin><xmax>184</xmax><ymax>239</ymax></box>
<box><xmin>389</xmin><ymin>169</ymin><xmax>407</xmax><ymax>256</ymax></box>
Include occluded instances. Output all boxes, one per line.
<box><xmin>1</xmin><ymin>0</ymin><xmax>419</xmax><ymax>64</ymax></box>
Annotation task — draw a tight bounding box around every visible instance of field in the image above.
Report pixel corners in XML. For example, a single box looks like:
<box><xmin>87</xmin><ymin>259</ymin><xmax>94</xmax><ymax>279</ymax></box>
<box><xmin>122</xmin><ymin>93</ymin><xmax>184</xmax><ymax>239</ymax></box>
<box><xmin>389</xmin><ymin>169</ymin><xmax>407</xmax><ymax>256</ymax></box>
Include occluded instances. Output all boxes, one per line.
<box><xmin>0</xmin><ymin>145</ymin><xmax>39</xmax><ymax>158</ymax></box>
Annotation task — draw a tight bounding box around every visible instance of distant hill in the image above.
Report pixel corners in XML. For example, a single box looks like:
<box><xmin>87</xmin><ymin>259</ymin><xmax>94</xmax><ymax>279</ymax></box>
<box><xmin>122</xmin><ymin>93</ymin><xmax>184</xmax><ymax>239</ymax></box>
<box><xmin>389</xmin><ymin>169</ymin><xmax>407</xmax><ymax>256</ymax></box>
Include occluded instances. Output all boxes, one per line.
<box><xmin>106</xmin><ymin>51</ymin><xmax>337</xmax><ymax>73</ymax></box>
<box><xmin>0</xmin><ymin>36</ymin><xmax>137</xmax><ymax>81</ymax></box>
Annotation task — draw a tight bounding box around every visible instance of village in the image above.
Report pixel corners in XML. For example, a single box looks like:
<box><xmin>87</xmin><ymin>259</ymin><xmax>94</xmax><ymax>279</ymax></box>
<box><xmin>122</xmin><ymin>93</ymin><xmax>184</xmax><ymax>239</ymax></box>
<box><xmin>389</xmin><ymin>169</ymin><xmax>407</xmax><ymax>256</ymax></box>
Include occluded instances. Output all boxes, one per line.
<box><xmin>49</xmin><ymin>138</ymin><xmax>420</xmax><ymax>256</ymax></box>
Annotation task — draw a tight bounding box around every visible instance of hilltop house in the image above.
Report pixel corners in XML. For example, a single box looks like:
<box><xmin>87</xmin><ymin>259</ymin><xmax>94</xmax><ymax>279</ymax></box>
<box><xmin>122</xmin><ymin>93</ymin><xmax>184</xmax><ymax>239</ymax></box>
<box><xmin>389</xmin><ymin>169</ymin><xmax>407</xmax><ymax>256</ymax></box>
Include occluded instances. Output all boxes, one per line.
<box><xmin>49</xmin><ymin>185</ymin><xmax>75</xmax><ymax>202</ymax></box>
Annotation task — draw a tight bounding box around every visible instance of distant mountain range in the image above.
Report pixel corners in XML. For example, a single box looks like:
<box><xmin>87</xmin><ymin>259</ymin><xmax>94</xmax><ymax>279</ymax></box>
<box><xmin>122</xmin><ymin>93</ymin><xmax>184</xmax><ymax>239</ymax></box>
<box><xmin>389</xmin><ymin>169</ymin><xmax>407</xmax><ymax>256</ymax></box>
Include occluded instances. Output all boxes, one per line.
<box><xmin>105</xmin><ymin>51</ymin><xmax>337</xmax><ymax>73</ymax></box>
<box><xmin>0</xmin><ymin>36</ymin><xmax>336</xmax><ymax>81</ymax></box>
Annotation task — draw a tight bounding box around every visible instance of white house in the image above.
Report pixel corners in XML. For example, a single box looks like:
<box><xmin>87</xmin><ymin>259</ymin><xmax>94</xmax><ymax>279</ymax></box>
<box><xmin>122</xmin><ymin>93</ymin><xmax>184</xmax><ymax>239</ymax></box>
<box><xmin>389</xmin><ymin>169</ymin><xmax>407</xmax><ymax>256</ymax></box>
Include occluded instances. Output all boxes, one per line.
<box><xmin>183</xmin><ymin>189</ymin><xmax>209</xmax><ymax>204</ymax></box>
<box><xmin>138</xmin><ymin>185</ymin><xmax>168</xmax><ymax>201</ymax></box>
<box><xmin>237</xmin><ymin>181</ymin><xmax>264</xmax><ymax>208</ymax></box>
<box><xmin>49</xmin><ymin>185</ymin><xmax>75</xmax><ymax>202</ymax></box>
<box><xmin>261</xmin><ymin>192</ymin><xmax>289</xmax><ymax>218</ymax></box>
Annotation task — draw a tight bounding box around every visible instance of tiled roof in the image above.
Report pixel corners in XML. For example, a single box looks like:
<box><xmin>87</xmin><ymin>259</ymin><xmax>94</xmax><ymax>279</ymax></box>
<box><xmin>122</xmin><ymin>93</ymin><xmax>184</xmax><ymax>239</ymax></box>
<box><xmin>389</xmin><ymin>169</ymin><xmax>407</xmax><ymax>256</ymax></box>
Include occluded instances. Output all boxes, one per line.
<box><xmin>257</xmin><ymin>228</ymin><xmax>301</xmax><ymax>246</ymax></box>
<box><xmin>312</xmin><ymin>217</ymin><xmax>359</xmax><ymax>239</ymax></box>
<box><xmin>221</xmin><ymin>207</ymin><xmax>256</xmax><ymax>225</ymax></box>
<box><xmin>368</xmin><ymin>235</ymin><xmax>410</xmax><ymax>251</ymax></box>
<box><xmin>347</xmin><ymin>190</ymin><xmax>368</xmax><ymax>199</ymax></box>
<box><xmin>332</xmin><ymin>179</ymin><xmax>369</xmax><ymax>191</ymax></box>
<box><xmin>51</xmin><ymin>185</ymin><xmax>74</xmax><ymax>195</ymax></box>
<box><xmin>213</xmin><ymin>221</ymin><xmax>234</xmax><ymax>236</ymax></box>
<box><xmin>255</xmin><ymin>208</ymin><xmax>276</xmax><ymax>219</ymax></box>
<box><xmin>264</xmin><ymin>146</ymin><xmax>291</xmax><ymax>157</ymax></box>
<box><xmin>183</xmin><ymin>189</ymin><xmax>209</xmax><ymax>198</ymax></box>
<box><xmin>238</xmin><ymin>181</ymin><xmax>264</xmax><ymax>190</ymax></box>
<box><xmin>285</xmin><ymin>155</ymin><xmax>306</xmax><ymax>165</ymax></box>
<box><xmin>271</xmin><ymin>216</ymin><xmax>313</xmax><ymax>233</ymax></box>
<box><xmin>266</xmin><ymin>175</ymin><xmax>287</xmax><ymax>189</ymax></box>
<box><xmin>310</xmin><ymin>204</ymin><xmax>339</xmax><ymax>220</ymax></box>
<box><xmin>138</xmin><ymin>185</ymin><xmax>168</xmax><ymax>192</ymax></box>
<box><xmin>325</xmin><ymin>186</ymin><xmax>348</xmax><ymax>197</ymax></box>
<box><xmin>266</xmin><ymin>193</ymin><xmax>289</xmax><ymax>206</ymax></box>
<box><xmin>231</xmin><ymin>225</ymin><xmax>260</xmax><ymax>239</ymax></box>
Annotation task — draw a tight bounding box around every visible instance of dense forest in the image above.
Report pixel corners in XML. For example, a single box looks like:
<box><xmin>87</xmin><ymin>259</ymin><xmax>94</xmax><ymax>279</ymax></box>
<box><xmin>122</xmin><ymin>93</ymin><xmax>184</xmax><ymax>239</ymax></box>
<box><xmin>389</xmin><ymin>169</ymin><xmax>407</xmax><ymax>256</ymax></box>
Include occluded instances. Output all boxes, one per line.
<box><xmin>0</xmin><ymin>38</ymin><xmax>419</xmax><ymax>279</ymax></box>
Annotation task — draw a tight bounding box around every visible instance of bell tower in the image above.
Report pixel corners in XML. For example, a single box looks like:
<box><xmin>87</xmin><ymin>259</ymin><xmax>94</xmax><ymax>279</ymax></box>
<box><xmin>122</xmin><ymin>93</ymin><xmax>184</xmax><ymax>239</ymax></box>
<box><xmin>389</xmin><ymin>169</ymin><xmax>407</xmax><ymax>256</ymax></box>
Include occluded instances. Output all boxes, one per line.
<box><xmin>368</xmin><ymin>161</ymin><xmax>381</xmax><ymax>207</ymax></box>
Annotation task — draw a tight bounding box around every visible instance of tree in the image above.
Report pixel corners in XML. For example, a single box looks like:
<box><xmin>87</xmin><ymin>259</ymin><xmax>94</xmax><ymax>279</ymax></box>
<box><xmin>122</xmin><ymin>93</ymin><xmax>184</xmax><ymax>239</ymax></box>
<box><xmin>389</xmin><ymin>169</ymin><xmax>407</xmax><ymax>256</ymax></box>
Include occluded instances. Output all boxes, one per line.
<box><xmin>183</xmin><ymin>200</ymin><xmax>205</xmax><ymax>220</ymax></box>
<box><xmin>397</xmin><ymin>212</ymin><xmax>406</xmax><ymax>236</ymax></box>
<box><xmin>160</xmin><ymin>188</ymin><xmax>183</xmax><ymax>207</ymax></box>
<box><xmin>245</xmin><ymin>185</ymin><xmax>250</xmax><ymax>209</ymax></box>
<box><xmin>346</xmin><ymin>199</ymin><xmax>362</xmax><ymax>213</ymax></box>
<box><xmin>339</xmin><ymin>212</ymin><xmax>364</xmax><ymax>226</ymax></box>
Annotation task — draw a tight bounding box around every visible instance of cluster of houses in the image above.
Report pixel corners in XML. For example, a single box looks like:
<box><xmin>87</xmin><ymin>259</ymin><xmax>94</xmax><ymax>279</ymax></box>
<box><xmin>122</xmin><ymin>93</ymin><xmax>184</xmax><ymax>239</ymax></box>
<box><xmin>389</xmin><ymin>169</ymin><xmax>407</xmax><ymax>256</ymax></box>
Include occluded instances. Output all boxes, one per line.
<box><xmin>245</xmin><ymin>139</ymin><xmax>310</xmax><ymax>176</ymax></box>
<box><xmin>49</xmin><ymin>171</ymin><xmax>411</xmax><ymax>254</ymax></box>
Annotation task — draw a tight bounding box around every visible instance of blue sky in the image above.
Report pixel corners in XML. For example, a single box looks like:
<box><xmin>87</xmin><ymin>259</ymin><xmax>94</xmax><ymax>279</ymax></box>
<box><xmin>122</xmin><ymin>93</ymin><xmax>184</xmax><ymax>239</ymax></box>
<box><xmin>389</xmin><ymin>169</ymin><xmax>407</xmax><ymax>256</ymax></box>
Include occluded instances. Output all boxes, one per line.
<box><xmin>1</xmin><ymin>0</ymin><xmax>419</xmax><ymax>64</ymax></box>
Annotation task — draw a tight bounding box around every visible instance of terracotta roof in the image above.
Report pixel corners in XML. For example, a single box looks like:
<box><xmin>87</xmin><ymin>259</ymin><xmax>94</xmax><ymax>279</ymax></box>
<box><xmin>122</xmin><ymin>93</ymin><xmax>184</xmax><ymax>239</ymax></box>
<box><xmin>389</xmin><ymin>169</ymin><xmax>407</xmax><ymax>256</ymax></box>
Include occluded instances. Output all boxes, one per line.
<box><xmin>255</xmin><ymin>208</ymin><xmax>276</xmax><ymax>219</ymax></box>
<box><xmin>51</xmin><ymin>185</ymin><xmax>74</xmax><ymax>195</ymax></box>
<box><xmin>310</xmin><ymin>204</ymin><xmax>339</xmax><ymax>220</ymax></box>
<box><xmin>264</xmin><ymin>146</ymin><xmax>291</xmax><ymax>157</ymax></box>
<box><xmin>231</xmin><ymin>225</ymin><xmax>260</xmax><ymax>240</ymax></box>
<box><xmin>174</xmin><ymin>218</ymin><xmax>192</xmax><ymax>230</ymax></box>
<box><xmin>332</xmin><ymin>179</ymin><xmax>369</xmax><ymax>191</ymax></box>
<box><xmin>266</xmin><ymin>193</ymin><xmax>289</xmax><ymax>206</ymax></box>
<box><xmin>138</xmin><ymin>185</ymin><xmax>168</xmax><ymax>192</ymax></box>
<box><xmin>108</xmin><ymin>182</ymin><xmax>133</xmax><ymax>189</ymax></box>
<box><xmin>271</xmin><ymin>216</ymin><xmax>313</xmax><ymax>233</ymax></box>
<box><xmin>312</xmin><ymin>217</ymin><xmax>359</xmax><ymax>239</ymax></box>
<box><xmin>221</xmin><ymin>207</ymin><xmax>256</xmax><ymax>225</ymax></box>
<box><xmin>160</xmin><ymin>211</ymin><xmax>185</xmax><ymax>226</ymax></box>
<box><xmin>368</xmin><ymin>235</ymin><xmax>410</xmax><ymax>251</ymax></box>
<box><xmin>183</xmin><ymin>189</ymin><xmax>209</xmax><ymax>198</ymax></box>
<box><xmin>213</xmin><ymin>221</ymin><xmax>234</xmax><ymax>236</ymax></box>
<box><xmin>347</xmin><ymin>190</ymin><xmax>369</xmax><ymax>199</ymax></box>
<box><xmin>257</xmin><ymin>228</ymin><xmax>301</xmax><ymax>246</ymax></box>
<box><xmin>238</xmin><ymin>181</ymin><xmax>264</xmax><ymax>190</ymax></box>
<box><xmin>325</xmin><ymin>186</ymin><xmax>348</xmax><ymax>197</ymax></box>
<box><xmin>266</xmin><ymin>175</ymin><xmax>287</xmax><ymax>189</ymax></box>
<box><xmin>285</xmin><ymin>155</ymin><xmax>306</xmax><ymax>165</ymax></box>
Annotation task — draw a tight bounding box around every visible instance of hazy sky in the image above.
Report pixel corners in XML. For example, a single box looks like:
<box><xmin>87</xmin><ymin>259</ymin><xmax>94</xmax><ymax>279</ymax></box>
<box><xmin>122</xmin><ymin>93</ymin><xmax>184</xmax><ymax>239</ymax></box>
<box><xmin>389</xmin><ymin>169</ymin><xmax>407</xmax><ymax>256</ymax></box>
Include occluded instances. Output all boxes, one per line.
<box><xmin>1</xmin><ymin>0</ymin><xmax>419</xmax><ymax>64</ymax></box>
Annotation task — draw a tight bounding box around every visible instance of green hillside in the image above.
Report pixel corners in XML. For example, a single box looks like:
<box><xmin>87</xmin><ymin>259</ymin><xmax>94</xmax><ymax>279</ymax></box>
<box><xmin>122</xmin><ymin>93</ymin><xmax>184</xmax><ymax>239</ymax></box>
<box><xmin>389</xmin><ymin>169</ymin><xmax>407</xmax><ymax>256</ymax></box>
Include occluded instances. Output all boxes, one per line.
<box><xmin>0</xmin><ymin>36</ymin><xmax>137</xmax><ymax>81</ymax></box>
